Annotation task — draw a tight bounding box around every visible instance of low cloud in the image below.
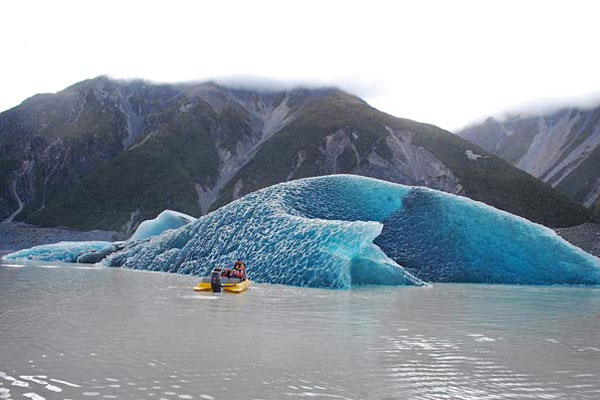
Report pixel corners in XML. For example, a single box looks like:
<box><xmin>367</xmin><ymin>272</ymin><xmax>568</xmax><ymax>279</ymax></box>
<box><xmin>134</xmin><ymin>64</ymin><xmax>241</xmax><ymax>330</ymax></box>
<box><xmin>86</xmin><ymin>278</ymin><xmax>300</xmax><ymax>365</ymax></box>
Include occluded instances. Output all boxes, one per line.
<box><xmin>459</xmin><ymin>91</ymin><xmax>600</xmax><ymax>130</ymax></box>
<box><xmin>498</xmin><ymin>92</ymin><xmax>600</xmax><ymax>120</ymax></box>
<box><xmin>210</xmin><ymin>75</ymin><xmax>384</xmax><ymax>99</ymax></box>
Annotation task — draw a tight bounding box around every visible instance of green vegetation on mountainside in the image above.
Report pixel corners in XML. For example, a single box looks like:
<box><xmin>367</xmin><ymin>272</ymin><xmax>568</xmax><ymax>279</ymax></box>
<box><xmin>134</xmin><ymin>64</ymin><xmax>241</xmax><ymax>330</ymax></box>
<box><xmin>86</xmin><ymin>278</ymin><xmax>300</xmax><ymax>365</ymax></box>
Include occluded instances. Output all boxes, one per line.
<box><xmin>212</xmin><ymin>93</ymin><xmax>393</xmax><ymax>209</ymax></box>
<box><xmin>409</xmin><ymin>126</ymin><xmax>593</xmax><ymax>228</ymax></box>
<box><xmin>6</xmin><ymin>78</ymin><xmax>594</xmax><ymax>231</ymax></box>
<box><xmin>214</xmin><ymin>93</ymin><xmax>593</xmax><ymax>227</ymax></box>
<box><xmin>28</xmin><ymin>100</ymin><xmax>221</xmax><ymax>231</ymax></box>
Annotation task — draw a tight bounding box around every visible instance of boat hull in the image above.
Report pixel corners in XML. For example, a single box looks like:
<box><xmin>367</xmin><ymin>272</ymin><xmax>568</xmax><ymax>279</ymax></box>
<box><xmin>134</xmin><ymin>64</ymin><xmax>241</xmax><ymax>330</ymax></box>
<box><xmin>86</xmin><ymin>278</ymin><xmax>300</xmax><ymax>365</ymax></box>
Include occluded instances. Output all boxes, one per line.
<box><xmin>194</xmin><ymin>279</ymin><xmax>250</xmax><ymax>293</ymax></box>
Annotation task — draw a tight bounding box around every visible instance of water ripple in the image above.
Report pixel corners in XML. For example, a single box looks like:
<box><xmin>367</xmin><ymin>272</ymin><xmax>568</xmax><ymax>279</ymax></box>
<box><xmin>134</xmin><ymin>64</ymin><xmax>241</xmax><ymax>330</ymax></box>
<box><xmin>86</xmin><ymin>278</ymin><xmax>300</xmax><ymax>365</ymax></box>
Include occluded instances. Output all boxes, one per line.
<box><xmin>1</xmin><ymin>264</ymin><xmax>600</xmax><ymax>399</ymax></box>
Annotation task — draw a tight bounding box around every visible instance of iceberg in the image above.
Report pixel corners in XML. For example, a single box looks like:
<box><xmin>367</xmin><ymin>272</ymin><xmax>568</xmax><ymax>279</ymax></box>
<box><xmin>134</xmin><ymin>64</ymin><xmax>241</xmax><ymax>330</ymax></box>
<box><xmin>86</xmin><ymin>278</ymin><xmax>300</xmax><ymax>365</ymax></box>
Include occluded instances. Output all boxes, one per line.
<box><xmin>3</xmin><ymin>210</ymin><xmax>195</xmax><ymax>263</ymax></box>
<box><xmin>374</xmin><ymin>188</ymin><xmax>600</xmax><ymax>285</ymax></box>
<box><xmin>102</xmin><ymin>175</ymin><xmax>600</xmax><ymax>287</ymax></box>
<box><xmin>4</xmin><ymin>175</ymin><xmax>600</xmax><ymax>288</ymax></box>
<box><xmin>5</xmin><ymin>241</ymin><xmax>115</xmax><ymax>263</ymax></box>
<box><xmin>104</xmin><ymin>176</ymin><xmax>424</xmax><ymax>288</ymax></box>
<box><xmin>128</xmin><ymin>210</ymin><xmax>196</xmax><ymax>241</ymax></box>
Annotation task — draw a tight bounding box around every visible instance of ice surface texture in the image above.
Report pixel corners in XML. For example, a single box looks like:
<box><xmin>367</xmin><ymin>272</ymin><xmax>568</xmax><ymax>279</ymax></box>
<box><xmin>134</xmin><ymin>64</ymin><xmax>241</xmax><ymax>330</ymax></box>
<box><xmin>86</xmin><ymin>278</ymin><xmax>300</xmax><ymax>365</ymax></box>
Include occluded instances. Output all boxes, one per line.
<box><xmin>4</xmin><ymin>175</ymin><xmax>600</xmax><ymax>288</ymax></box>
<box><xmin>105</xmin><ymin>176</ymin><xmax>422</xmax><ymax>288</ymax></box>
<box><xmin>375</xmin><ymin>188</ymin><xmax>600</xmax><ymax>285</ymax></box>
<box><xmin>3</xmin><ymin>210</ymin><xmax>194</xmax><ymax>263</ymax></box>
<box><xmin>5</xmin><ymin>241</ymin><xmax>115</xmax><ymax>263</ymax></box>
<box><xmin>129</xmin><ymin>210</ymin><xmax>196</xmax><ymax>241</ymax></box>
<box><xmin>104</xmin><ymin>175</ymin><xmax>599</xmax><ymax>287</ymax></box>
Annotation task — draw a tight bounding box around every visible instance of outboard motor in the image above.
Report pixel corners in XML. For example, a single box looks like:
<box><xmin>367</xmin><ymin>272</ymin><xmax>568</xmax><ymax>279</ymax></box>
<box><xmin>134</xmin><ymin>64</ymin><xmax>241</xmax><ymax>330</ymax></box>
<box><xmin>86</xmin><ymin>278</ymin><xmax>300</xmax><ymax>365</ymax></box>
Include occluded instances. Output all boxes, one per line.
<box><xmin>210</xmin><ymin>269</ymin><xmax>222</xmax><ymax>293</ymax></box>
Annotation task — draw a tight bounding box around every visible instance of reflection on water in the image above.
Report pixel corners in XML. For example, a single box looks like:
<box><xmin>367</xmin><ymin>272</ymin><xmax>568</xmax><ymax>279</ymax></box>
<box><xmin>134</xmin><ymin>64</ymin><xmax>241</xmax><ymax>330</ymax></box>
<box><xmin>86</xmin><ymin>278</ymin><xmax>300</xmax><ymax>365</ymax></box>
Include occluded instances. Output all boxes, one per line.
<box><xmin>1</xmin><ymin>262</ymin><xmax>599</xmax><ymax>399</ymax></box>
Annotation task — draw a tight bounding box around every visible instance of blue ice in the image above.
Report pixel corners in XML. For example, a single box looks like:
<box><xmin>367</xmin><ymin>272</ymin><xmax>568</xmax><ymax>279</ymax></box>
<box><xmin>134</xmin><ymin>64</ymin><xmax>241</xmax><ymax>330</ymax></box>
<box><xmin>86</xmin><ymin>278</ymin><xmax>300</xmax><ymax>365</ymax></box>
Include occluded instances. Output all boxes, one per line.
<box><xmin>105</xmin><ymin>176</ymin><xmax>423</xmax><ymax>288</ymax></box>
<box><xmin>128</xmin><ymin>210</ymin><xmax>196</xmax><ymax>241</ymax></box>
<box><xmin>3</xmin><ymin>210</ymin><xmax>194</xmax><ymax>263</ymax></box>
<box><xmin>374</xmin><ymin>188</ymin><xmax>600</xmax><ymax>285</ymax></box>
<box><xmin>4</xmin><ymin>175</ymin><xmax>600</xmax><ymax>288</ymax></box>
<box><xmin>4</xmin><ymin>241</ymin><xmax>115</xmax><ymax>263</ymax></box>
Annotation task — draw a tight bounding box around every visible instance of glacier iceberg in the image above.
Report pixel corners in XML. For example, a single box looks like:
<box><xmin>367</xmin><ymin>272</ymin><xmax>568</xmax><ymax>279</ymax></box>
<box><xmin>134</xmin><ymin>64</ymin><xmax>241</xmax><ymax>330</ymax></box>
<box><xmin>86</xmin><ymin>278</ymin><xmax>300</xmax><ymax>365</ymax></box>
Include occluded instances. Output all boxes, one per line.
<box><xmin>104</xmin><ymin>177</ymin><xmax>424</xmax><ymax>288</ymax></box>
<box><xmin>4</xmin><ymin>175</ymin><xmax>600</xmax><ymax>288</ymax></box>
<box><xmin>128</xmin><ymin>210</ymin><xmax>196</xmax><ymax>241</ymax></box>
<box><xmin>103</xmin><ymin>175</ymin><xmax>600</xmax><ymax>287</ymax></box>
<box><xmin>3</xmin><ymin>210</ymin><xmax>194</xmax><ymax>263</ymax></box>
<box><xmin>5</xmin><ymin>241</ymin><xmax>115</xmax><ymax>263</ymax></box>
<box><xmin>374</xmin><ymin>188</ymin><xmax>600</xmax><ymax>285</ymax></box>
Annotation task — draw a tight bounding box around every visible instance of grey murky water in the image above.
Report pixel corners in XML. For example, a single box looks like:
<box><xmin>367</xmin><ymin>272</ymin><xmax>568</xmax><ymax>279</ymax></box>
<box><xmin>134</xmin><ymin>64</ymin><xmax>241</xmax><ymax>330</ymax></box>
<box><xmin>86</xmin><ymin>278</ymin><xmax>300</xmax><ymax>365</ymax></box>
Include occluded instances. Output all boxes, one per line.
<box><xmin>1</xmin><ymin>261</ymin><xmax>599</xmax><ymax>400</ymax></box>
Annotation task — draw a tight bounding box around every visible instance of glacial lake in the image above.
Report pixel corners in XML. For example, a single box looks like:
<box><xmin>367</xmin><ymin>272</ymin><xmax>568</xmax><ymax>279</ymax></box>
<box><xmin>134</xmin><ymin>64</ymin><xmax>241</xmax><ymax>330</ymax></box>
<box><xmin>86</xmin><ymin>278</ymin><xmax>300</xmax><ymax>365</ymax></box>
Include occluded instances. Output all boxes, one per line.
<box><xmin>1</xmin><ymin>261</ymin><xmax>599</xmax><ymax>400</ymax></box>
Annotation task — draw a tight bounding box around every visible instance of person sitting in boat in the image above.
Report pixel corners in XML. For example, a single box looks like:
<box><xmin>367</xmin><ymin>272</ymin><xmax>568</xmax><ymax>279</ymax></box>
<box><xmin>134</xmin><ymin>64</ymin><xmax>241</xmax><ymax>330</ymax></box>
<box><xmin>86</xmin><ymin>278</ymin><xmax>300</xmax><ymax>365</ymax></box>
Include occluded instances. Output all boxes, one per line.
<box><xmin>234</xmin><ymin>259</ymin><xmax>245</xmax><ymax>270</ymax></box>
<box><xmin>231</xmin><ymin>259</ymin><xmax>246</xmax><ymax>280</ymax></box>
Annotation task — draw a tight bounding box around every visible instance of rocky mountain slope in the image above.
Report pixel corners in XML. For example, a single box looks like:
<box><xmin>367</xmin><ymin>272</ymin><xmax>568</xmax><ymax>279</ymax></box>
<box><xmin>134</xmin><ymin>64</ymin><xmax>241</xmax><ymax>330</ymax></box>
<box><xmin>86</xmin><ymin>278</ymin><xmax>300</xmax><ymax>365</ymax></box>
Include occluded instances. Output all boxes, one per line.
<box><xmin>0</xmin><ymin>77</ymin><xmax>180</xmax><ymax>222</ymax></box>
<box><xmin>459</xmin><ymin>105</ymin><xmax>600</xmax><ymax>216</ymax></box>
<box><xmin>0</xmin><ymin>76</ymin><xmax>594</xmax><ymax>231</ymax></box>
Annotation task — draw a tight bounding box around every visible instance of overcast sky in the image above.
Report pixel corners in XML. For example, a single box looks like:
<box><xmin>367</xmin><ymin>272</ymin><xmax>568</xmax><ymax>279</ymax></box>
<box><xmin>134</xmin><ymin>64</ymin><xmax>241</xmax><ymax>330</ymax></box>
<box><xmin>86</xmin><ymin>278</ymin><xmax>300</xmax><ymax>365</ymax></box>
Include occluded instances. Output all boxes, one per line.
<box><xmin>3</xmin><ymin>0</ymin><xmax>600</xmax><ymax>131</ymax></box>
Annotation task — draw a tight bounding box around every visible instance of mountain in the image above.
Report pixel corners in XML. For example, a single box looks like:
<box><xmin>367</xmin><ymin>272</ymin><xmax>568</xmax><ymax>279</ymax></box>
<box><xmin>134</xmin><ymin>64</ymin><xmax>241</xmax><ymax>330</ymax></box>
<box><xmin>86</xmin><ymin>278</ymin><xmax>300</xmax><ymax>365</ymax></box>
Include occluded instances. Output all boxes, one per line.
<box><xmin>0</xmin><ymin>76</ymin><xmax>594</xmax><ymax>231</ymax></box>
<box><xmin>0</xmin><ymin>77</ymin><xmax>180</xmax><ymax>223</ymax></box>
<box><xmin>458</xmin><ymin>105</ymin><xmax>600</xmax><ymax>217</ymax></box>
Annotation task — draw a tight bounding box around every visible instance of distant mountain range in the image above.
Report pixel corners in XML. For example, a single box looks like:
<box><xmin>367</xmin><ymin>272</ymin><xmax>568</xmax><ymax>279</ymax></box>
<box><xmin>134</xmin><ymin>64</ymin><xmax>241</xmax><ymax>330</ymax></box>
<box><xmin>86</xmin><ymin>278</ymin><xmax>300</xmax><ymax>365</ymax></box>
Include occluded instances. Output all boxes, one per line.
<box><xmin>459</xmin><ymin>105</ymin><xmax>600</xmax><ymax>217</ymax></box>
<box><xmin>0</xmin><ymin>76</ymin><xmax>593</xmax><ymax>232</ymax></box>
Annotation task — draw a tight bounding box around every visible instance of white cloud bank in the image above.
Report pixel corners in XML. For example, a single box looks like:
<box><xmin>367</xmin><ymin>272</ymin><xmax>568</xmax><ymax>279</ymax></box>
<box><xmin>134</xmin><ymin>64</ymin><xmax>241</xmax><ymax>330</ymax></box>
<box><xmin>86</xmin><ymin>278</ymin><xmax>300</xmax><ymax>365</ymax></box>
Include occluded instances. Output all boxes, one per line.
<box><xmin>2</xmin><ymin>0</ymin><xmax>600</xmax><ymax>131</ymax></box>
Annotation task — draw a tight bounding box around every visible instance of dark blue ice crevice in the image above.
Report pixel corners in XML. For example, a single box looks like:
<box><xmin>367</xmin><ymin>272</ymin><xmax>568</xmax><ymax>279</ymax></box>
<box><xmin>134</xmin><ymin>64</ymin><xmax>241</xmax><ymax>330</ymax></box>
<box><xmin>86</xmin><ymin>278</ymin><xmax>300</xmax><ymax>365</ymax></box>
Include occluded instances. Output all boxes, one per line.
<box><xmin>375</xmin><ymin>188</ymin><xmax>600</xmax><ymax>285</ymax></box>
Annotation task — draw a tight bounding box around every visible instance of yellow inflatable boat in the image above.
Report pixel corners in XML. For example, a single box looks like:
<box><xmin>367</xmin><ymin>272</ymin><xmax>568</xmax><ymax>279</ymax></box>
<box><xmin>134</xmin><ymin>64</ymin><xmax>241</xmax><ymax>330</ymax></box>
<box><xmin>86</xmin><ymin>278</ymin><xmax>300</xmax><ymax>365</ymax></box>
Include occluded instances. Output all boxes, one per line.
<box><xmin>194</xmin><ymin>268</ymin><xmax>250</xmax><ymax>293</ymax></box>
<box><xmin>194</xmin><ymin>278</ymin><xmax>250</xmax><ymax>293</ymax></box>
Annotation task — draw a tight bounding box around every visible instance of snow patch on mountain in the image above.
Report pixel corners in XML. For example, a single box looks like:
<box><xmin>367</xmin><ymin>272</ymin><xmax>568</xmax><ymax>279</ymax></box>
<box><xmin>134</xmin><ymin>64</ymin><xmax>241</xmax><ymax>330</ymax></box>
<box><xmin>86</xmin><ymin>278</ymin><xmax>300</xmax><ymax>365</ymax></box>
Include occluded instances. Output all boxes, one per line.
<box><xmin>465</xmin><ymin>150</ymin><xmax>488</xmax><ymax>161</ymax></box>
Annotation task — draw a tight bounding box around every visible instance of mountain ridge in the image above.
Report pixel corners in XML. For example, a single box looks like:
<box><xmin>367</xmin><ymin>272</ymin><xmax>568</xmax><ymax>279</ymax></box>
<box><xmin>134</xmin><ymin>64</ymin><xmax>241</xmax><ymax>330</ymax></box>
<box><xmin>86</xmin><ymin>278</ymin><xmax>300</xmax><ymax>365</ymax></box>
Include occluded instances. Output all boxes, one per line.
<box><xmin>459</xmin><ymin>104</ymin><xmax>600</xmax><ymax>216</ymax></box>
<box><xmin>0</xmin><ymin>76</ymin><xmax>594</xmax><ymax>231</ymax></box>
